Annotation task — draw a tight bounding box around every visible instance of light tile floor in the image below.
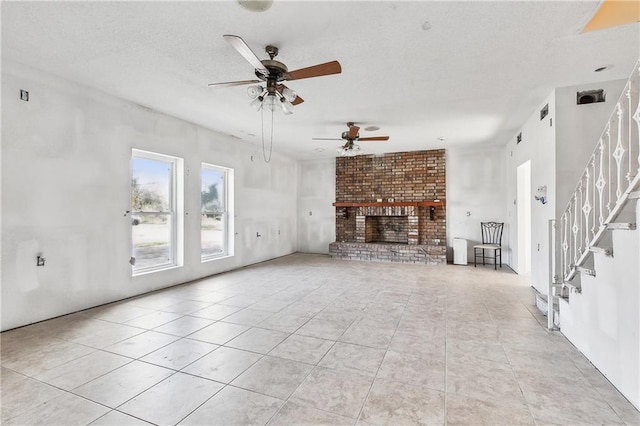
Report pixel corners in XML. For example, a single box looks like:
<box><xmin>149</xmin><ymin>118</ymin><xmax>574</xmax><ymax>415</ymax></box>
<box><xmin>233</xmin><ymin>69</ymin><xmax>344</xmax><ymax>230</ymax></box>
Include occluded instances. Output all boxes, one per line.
<box><xmin>2</xmin><ymin>253</ymin><xmax>639</xmax><ymax>425</ymax></box>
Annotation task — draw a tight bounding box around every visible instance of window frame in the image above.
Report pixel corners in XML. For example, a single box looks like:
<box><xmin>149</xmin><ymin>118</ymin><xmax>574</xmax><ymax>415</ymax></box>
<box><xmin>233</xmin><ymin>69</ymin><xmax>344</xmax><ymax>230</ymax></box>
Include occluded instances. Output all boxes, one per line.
<box><xmin>200</xmin><ymin>162</ymin><xmax>233</xmax><ymax>262</ymax></box>
<box><xmin>131</xmin><ymin>149</ymin><xmax>182</xmax><ymax>275</ymax></box>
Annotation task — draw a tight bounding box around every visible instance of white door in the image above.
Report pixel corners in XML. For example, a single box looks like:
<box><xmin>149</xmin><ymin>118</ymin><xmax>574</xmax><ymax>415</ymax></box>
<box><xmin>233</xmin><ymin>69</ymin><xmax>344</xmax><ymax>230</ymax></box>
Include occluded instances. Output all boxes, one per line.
<box><xmin>516</xmin><ymin>160</ymin><xmax>532</xmax><ymax>274</ymax></box>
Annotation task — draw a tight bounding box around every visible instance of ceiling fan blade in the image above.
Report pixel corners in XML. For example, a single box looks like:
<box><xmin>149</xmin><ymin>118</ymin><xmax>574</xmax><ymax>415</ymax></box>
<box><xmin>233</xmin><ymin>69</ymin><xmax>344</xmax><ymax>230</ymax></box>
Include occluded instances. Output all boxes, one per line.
<box><xmin>284</xmin><ymin>61</ymin><xmax>342</xmax><ymax>81</ymax></box>
<box><xmin>312</xmin><ymin>138</ymin><xmax>343</xmax><ymax>141</ymax></box>
<box><xmin>348</xmin><ymin>125</ymin><xmax>360</xmax><ymax>140</ymax></box>
<box><xmin>208</xmin><ymin>79</ymin><xmax>261</xmax><ymax>88</ymax></box>
<box><xmin>358</xmin><ymin>136</ymin><xmax>390</xmax><ymax>141</ymax></box>
<box><xmin>223</xmin><ymin>35</ymin><xmax>269</xmax><ymax>77</ymax></box>
<box><xmin>291</xmin><ymin>95</ymin><xmax>304</xmax><ymax>105</ymax></box>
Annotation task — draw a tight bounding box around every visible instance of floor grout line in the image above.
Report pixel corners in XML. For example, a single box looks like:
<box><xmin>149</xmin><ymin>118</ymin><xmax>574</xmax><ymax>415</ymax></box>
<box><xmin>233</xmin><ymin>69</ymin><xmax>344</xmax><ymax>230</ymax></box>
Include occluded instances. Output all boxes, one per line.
<box><xmin>2</xmin><ymin>255</ymin><xmax>637</xmax><ymax>425</ymax></box>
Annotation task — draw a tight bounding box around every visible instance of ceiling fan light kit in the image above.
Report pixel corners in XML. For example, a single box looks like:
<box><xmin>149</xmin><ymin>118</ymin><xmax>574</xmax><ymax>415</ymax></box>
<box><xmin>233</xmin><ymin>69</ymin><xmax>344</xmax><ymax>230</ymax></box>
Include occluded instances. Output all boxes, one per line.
<box><xmin>314</xmin><ymin>122</ymin><xmax>390</xmax><ymax>156</ymax></box>
<box><xmin>210</xmin><ymin>34</ymin><xmax>343</xmax><ymax>161</ymax></box>
<box><xmin>236</xmin><ymin>0</ymin><xmax>273</xmax><ymax>12</ymax></box>
<box><xmin>210</xmin><ymin>35</ymin><xmax>341</xmax><ymax>115</ymax></box>
<box><xmin>247</xmin><ymin>85</ymin><xmax>263</xmax><ymax>99</ymax></box>
<box><xmin>338</xmin><ymin>142</ymin><xmax>361</xmax><ymax>157</ymax></box>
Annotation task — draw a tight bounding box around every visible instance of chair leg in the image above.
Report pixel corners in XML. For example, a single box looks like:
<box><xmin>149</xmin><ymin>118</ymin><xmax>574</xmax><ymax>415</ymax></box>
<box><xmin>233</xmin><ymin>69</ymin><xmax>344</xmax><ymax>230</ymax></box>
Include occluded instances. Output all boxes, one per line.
<box><xmin>494</xmin><ymin>249</ymin><xmax>497</xmax><ymax>270</ymax></box>
<box><xmin>499</xmin><ymin>249</ymin><xmax>502</xmax><ymax>268</ymax></box>
<box><xmin>482</xmin><ymin>250</ymin><xmax>485</xmax><ymax>265</ymax></box>
<box><xmin>474</xmin><ymin>248</ymin><xmax>477</xmax><ymax>267</ymax></box>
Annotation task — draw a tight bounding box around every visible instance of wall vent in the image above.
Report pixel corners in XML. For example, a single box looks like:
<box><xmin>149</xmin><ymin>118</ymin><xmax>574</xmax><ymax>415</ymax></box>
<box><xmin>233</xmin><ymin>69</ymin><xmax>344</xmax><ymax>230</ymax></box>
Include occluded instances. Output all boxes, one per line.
<box><xmin>540</xmin><ymin>104</ymin><xmax>549</xmax><ymax>120</ymax></box>
<box><xmin>577</xmin><ymin>89</ymin><xmax>605</xmax><ymax>105</ymax></box>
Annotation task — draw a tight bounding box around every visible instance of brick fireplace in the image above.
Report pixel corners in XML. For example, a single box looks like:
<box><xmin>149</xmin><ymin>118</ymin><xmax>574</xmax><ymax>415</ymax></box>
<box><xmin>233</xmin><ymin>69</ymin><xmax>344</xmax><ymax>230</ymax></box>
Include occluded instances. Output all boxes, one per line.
<box><xmin>329</xmin><ymin>150</ymin><xmax>446</xmax><ymax>264</ymax></box>
<box><xmin>365</xmin><ymin>216</ymin><xmax>409</xmax><ymax>244</ymax></box>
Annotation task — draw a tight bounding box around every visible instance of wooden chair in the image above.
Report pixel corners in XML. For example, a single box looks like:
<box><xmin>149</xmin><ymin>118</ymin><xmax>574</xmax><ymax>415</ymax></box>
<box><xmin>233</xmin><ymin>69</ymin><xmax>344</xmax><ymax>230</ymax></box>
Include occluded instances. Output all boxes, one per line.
<box><xmin>473</xmin><ymin>222</ymin><xmax>503</xmax><ymax>269</ymax></box>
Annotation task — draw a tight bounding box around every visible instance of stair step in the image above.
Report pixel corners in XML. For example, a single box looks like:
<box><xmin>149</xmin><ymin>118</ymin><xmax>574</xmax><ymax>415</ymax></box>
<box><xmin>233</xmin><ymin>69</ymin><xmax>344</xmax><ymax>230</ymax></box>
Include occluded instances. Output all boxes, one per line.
<box><xmin>534</xmin><ymin>293</ymin><xmax>560</xmax><ymax>328</ymax></box>
<box><xmin>629</xmin><ymin>191</ymin><xmax>640</xmax><ymax>200</ymax></box>
<box><xmin>589</xmin><ymin>246</ymin><xmax>613</xmax><ymax>257</ymax></box>
<box><xmin>606</xmin><ymin>222</ymin><xmax>637</xmax><ymax>231</ymax></box>
<box><xmin>576</xmin><ymin>266</ymin><xmax>596</xmax><ymax>277</ymax></box>
<box><xmin>563</xmin><ymin>281</ymin><xmax>582</xmax><ymax>294</ymax></box>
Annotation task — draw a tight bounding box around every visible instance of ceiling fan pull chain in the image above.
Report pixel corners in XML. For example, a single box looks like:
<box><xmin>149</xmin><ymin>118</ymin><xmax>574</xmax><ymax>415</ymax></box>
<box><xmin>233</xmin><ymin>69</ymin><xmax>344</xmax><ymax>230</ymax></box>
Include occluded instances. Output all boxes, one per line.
<box><xmin>261</xmin><ymin>107</ymin><xmax>273</xmax><ymax>163</ymax></box>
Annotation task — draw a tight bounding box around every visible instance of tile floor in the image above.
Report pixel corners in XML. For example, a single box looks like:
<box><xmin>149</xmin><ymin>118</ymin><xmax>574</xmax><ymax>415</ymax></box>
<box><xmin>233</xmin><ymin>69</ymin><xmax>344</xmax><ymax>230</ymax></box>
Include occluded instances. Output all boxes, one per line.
<box><xmin>1</xmin><ymin>253</ymin><xmax>639</xmax><ymax>425</ymax></box>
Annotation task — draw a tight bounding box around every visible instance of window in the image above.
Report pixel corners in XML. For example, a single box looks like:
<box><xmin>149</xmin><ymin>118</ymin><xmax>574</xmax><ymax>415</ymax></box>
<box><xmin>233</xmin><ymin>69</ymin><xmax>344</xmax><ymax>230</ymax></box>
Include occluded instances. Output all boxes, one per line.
<box><xmin>131</xmin><ymin>150</ymin><xmax>181</xmax><ymax>274</ymax></box>
<box><xmin>201</xmin><ymin>163</ymin><xmax>232</xmax><ymax>261</ymax></box>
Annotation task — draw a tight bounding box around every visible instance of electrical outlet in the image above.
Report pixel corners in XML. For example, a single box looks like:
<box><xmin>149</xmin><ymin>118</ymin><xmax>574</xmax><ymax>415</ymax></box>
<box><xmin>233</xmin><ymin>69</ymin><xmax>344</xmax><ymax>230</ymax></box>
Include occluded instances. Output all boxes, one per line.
<box><xmin>20</xmin><ymin>90</ymin><xmax>29</xmax><ymax>102</ymax></box>
<box><xmin>36</xmin><ymin>255</ymin><xmax>46</xmax><ymax>266</ymax></box>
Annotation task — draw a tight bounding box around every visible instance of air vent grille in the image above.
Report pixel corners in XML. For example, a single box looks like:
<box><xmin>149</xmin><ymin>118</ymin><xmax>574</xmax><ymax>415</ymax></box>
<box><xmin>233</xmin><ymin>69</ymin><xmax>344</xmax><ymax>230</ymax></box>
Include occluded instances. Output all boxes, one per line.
<box><xmin>577</xmin><ymin>89</ymin><xmax>605</xmax><ymax>105</ymax></box>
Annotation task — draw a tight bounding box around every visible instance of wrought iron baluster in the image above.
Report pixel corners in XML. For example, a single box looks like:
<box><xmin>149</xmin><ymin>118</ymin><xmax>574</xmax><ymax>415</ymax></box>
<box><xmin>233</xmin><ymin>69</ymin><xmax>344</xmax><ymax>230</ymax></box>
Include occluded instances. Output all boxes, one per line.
<box><xmin>634</xmin><ymin>65</ymin><xmax>640</xmax><ymax>173</ymax></box>
<box><xmin>613</xmin><ymin>103</ymin><xmax>625</xmax><ymax>200</ymax></box>
<box><xmin>572</xmin><ymin>192</ymin><xmax>579</xmax><ymax>265</ymax></box>
<box><xmin>607</xmin><ymin>122</ymin><xmax>612</xmax><ymax>216</ymax></box>
<box><xmin>596</xmin><ymin>139</ymin><xmax>606</xmax><ymax>228</ymax></box>
<box><xmin>627</xmin><ymin>84</ymin><xmax>633</xmax><ymax>183</ymax></box>
<box><xmin>562</xmin><ymin>212</ymin><xmax>569</xmax><ymax>277</ymax></box>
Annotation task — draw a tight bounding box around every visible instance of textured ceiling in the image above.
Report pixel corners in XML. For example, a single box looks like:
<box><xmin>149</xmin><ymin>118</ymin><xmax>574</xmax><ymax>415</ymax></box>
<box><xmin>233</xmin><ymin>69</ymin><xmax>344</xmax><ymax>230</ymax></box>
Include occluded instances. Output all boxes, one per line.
<box><xmin>2</xmin><ymin>1</ymin><xmax>639</xmax><ymax>159</ymax></box>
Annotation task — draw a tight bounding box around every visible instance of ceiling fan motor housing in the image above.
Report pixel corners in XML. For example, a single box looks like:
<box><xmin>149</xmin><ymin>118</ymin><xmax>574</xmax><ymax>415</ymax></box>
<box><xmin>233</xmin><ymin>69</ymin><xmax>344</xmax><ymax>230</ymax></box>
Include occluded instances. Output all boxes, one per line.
<box><xmin>255</xmin><ymin>59</ymin><xmax>288</xmax><ymax>81</ymax></box>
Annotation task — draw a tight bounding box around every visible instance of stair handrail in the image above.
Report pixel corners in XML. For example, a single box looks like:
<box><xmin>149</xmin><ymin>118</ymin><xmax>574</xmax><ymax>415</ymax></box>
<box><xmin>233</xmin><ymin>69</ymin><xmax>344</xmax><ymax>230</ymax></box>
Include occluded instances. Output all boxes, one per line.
<box><xmin>560</xmin><ymin>60</ymin><xmax>640</xmax><ymax>282</ymax></box>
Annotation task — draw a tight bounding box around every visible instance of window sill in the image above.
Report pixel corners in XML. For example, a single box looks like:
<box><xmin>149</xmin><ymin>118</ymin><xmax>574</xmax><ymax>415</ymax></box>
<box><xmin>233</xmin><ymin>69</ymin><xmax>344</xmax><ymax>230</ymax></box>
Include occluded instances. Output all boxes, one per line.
<box><xmin>201</xmin><ymin>254</ymin><xmax>233</xmax><ymax>264</ymax></box>
<box><xmin>132</xmin><ymin>264</ymin><xmax>181</xmax><ymax>277</ymax></box>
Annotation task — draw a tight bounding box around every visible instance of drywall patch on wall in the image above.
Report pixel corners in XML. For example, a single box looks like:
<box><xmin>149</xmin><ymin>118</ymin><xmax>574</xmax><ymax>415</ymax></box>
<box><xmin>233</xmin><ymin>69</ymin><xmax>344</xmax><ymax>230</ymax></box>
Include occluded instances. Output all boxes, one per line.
<box><xmin>505</xmin><ymin>90</ymin><xmax>556</xmax><ymax>291</ymax></box>
<box><xmin>297</xmin><ymin>158</ymin><xmax>335</xmax><ymax>254</ymax></box>
<box><xmin>1</xmin><ymin>60</ymin><xmax>298</xmax><ymax>331</ymax></box>
<box><xmin>446</xmin><ymin>145</ymin><xmax>507</xmax><ymax>263</ymax></box>
<box><xmin>555</xmin><ymin>78</ymin><xmax>626</xmax><ymax>219</ymax></box>
<box><xmin>15</xmin><ymin>239</ymin><xmax>40</xmax><ymax>292</ymax></box>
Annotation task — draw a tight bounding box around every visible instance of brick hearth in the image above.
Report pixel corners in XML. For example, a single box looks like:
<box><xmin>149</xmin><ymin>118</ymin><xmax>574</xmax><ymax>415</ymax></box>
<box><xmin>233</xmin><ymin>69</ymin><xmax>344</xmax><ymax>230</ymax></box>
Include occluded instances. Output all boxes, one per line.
<box><xmin>329</xmin><ymin>242</ymin><xmax>446</xmax><ymax>264</ymax></box>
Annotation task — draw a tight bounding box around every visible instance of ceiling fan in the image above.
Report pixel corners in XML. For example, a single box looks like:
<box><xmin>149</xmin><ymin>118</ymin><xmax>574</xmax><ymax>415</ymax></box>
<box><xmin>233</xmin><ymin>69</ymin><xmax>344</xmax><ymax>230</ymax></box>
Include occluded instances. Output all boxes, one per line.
<box><xmin>209</xmin><ymin>35</ymin><xmax>342</xmax><ymax>114</ymax></box>
<box><xmin>313</xmin><ymin>122</ymin><xmax>389</xmax><ymax>155</ymax></box>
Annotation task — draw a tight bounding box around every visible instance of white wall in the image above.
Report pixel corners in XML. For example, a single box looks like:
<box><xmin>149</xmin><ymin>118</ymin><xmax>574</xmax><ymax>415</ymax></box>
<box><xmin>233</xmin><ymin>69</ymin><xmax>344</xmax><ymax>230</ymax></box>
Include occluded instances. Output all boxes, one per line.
<box><xmin>446</xmin><ymin>146</ymin><xmax>508</xmax><ymax>264</ymax></box>
<box><xmin>505</xmin><ymin>91</ymin><xmax>556</xmax><ymax>292</ymax></box>
<box><xmin>516</xmin><ymin>160</ymin><xmax>531</xmax><ymax>274</ymax></box>
<box><xmin>1</xmin><ymin>61</ymin><xmax>298</xmax><ymax>331</ymax></box>
<box><xmin>297</xmin><ymin>158</ymin><xmax>335</xmax><ymax>254</ymax></box>
<box><xmin>555</xmin><ymin>79</ymin><xmax>627</xmax><ymax>218</ymax></box>
<box><xmin>559</xmin><ymin>201</ymin><xmax>640</xmax><ymax>409</ymax></box>
<box><xmin>295</xmin><ymin>148</ymin><xmax>511</xmax><ymax>261</ymax></box>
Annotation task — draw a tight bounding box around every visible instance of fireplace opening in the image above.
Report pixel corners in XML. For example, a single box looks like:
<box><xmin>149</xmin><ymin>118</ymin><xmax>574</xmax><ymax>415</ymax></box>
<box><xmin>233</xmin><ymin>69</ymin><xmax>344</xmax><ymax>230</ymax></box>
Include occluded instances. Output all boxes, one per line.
<box><xmin>365</xmin><ymin>216</ymin><xmax>409</xmax><ymax>244</ymax></box>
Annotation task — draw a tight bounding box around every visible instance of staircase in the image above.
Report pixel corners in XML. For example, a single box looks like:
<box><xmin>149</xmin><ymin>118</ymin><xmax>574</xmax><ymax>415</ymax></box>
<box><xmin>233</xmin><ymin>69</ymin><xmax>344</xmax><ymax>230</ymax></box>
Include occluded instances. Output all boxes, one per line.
<box><xmin>558</xmin><ymin>61</ymin><xmax>640</xmax><ymax>291</ymax></box>
<box><xmin>552</xmin><ymin>61</ymin><xmax>640</xmax><ymax>410</ymax></box>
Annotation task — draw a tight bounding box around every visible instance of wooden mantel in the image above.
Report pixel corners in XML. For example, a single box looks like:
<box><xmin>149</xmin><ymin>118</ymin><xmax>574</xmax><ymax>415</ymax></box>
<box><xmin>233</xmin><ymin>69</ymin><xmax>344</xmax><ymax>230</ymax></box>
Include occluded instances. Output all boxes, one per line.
<box><xmin>332</xmin><ymin>200</ymin><xmax>446</xmax><ymax>207</ymax></box>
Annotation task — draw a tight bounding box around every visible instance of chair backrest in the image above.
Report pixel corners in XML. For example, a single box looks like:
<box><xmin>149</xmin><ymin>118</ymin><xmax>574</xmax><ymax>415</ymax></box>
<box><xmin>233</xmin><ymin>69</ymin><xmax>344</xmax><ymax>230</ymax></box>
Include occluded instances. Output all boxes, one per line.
<box><xmin>481</xmin><ymin>222</ymin><xmax>504</xmax><ymax>245</ymax></box>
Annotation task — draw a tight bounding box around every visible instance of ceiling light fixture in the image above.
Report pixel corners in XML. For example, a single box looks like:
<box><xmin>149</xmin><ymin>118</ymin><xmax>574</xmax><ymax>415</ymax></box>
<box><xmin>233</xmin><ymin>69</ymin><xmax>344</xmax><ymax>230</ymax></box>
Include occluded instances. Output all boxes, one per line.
<box><xmin>247</xmin><ymin>85</ymin><xmax>293</xmax><ymax>115</ymax></box>
<box><xmin>236</xmin><ymin>0</ymin><xmax>273</xmax><ymax>12</ymax></box>
<box><xmin>337</xmin><ymin>141</ymin><xmax>361</xmax><ymax>156</ymax></box>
